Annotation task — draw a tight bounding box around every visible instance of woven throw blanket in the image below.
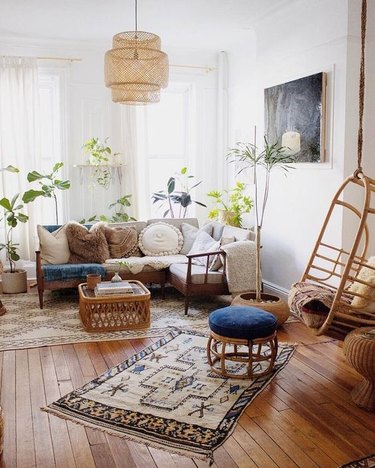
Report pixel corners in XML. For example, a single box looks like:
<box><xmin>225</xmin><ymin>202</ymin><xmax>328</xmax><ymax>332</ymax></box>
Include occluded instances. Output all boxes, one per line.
<box><xmin>221</xmin><ymin>241</ymin><xmax>257</xmax><ymax>295</ymax></box>
<box><xmin>105</xmin><ymin>254</ymin><xmax>187</xmax><ymax>274</ymax></box>
<box><xmin>288</xmin><ymin>281</ymin><xmax>352</xmax><ymax>318</ymax></box>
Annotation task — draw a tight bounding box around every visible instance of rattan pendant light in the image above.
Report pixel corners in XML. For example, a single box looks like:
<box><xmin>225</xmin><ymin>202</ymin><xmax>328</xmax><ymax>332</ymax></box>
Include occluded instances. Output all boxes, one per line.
<box><xmin>105</xmin><ymin>0</ymin><xmax>169</xmax><ymax>105</ymax></box>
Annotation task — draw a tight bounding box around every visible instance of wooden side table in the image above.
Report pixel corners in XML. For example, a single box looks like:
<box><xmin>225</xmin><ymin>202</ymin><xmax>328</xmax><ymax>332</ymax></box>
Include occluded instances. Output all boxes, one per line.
<box><xmin>343</xmin><ymin>327</ymin><xmax>375</xmax><ymax>411</ymax></box>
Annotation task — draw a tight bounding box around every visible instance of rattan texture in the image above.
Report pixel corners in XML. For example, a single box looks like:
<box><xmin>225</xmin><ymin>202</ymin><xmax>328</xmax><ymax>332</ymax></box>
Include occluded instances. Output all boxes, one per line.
<box><xmin>105</xmin><ymin>30</ymin><xmax>169</xmax><ymax>104</ymax></box>
<box><xmin>78</xmin><ymin>282</ymin><xmax>150</xmax><ymax>332</ymax></box>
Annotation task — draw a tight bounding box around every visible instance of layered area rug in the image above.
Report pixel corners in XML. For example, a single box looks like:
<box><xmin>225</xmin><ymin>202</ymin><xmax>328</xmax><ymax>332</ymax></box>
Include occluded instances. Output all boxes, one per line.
<box><xmin>43</xmin><ymin>329</ymin><xmax>296</xmax><ymax>463</ymax></box>
<box><xmin>0</xmin><ymin>289</ymin><xmax>230</xmax><ymax>351</ymax></box>
<box><xmin>341</xmin><ymin>454</ymin><xmax>375</xmax><ymax>467</ymax></box>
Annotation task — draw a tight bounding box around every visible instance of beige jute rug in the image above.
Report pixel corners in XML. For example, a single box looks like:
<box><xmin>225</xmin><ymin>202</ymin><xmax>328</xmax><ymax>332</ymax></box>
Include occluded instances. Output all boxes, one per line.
<box><xmin>43</xmin><ymin>329</ymin><xmax>296</xmax><ymax>463</ymax></box>
<box><xmin>0</xmin><ymin>288</ymin><xmax>231</xmax><ymax>351</ymax></box>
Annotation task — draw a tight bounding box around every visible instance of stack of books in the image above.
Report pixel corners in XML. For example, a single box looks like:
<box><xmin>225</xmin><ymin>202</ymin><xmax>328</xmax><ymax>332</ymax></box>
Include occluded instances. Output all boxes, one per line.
<box><xmin>95</xmin><ymin>281</ymin><xmax>134</xmax><ymax>296</ymax></box>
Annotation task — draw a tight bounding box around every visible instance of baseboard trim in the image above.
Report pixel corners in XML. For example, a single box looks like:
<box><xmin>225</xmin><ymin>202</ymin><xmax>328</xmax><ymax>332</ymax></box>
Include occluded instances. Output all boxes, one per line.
<box><xmin>263</xmin><ymin>281</ymin><xmax>289</xmax><ymax>301</ymax></box>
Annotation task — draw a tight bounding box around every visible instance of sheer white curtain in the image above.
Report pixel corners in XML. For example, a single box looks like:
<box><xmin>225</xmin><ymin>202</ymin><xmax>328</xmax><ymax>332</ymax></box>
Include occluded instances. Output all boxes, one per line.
<box><xmin>0</xmin><ymin>56</ymin><xmax>41</xmax><ymax>263</ymax></box>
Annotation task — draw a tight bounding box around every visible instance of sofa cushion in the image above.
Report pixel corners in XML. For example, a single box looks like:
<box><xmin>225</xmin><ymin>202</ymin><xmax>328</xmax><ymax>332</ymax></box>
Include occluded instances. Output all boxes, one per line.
<box><xmin>180</xmin><ymin>223</ymin><xmax>213</xmax><ymax>255</ymax></box>
<box><xmin>222</xmin><ymin>225</ymin><xmax>254</xmax><ymax>241</ymax></box>
<box><xmin>108</xmin><ymin>221</ymin><xmax>147</xmax><ymax>234</ymax></box>
<box><xmin>104</xmin><ymin>225</ymin><xmax>140</xmax><ymax>258</ymax></box>
<box><xmin>188</xmin><ymin>231</ymin><xmax>220</xmax><ymax>267</ymax></box>
<box><xmin>210</xmin><ymin>236</ymin><xmax>236</xmax><ymax>272</ymax></box>
<box><xmin>169</xmin><ymin>263</ymin><xmax>225</xmax><ymax>284</ymax></box>
<box><xmin>42</xmin><ymin>263</ymin><xmax>106</xmax><ymax>282</ymax></box>
<box><xmin>66</xmin><ymin>222</ymin><xmax>110</xmax><ymax>264</ymax></box>
<box><xmin>37</xmin><ymin>224</ymin><xmax>70</xmax><ymax>264</ymax></box>
<box><xmin>349</xmin><ymin>256</ymin><xmax>375</xmax><ymax>311</ymax></box>
<box><xmin>139</xmin><ymin>222</ymin><xmax>183</xmax><ymax>256</ymax></box>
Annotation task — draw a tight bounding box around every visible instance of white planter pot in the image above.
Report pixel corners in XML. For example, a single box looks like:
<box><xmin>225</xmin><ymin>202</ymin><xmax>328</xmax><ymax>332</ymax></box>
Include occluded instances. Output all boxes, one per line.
<box><xmin>2</xmin><ymin>269</ymin><xmax>27</xmax><ymax>294</ymax></box>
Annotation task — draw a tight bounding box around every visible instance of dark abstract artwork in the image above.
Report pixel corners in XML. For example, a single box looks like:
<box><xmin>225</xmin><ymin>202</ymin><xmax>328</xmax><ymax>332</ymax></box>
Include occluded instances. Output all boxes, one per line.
<box><xmin>264</xmin><ymin>72</ymin><xmax>326</xmax><ymax>163</ymax></box>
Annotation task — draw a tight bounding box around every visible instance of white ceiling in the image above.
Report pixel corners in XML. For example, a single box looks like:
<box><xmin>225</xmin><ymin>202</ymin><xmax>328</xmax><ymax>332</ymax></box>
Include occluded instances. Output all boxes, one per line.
<box><xmin>0</xmin><ymin>0</ymin><xmax>291</xmax><ymax>50</ymax></box>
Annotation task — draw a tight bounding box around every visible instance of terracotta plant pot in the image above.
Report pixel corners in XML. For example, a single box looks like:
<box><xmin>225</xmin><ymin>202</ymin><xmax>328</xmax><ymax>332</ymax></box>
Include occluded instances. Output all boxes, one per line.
<box><xmin>1</xmin><ymin>269</ymin><xmax>27</xmax><ymax>294</ymax></box>
<box><xmin>231</xmin><ymin>292</ymin><xmax>290</xmax><ymax>326</ymax></box>
<box><xmin>86</xmin><ymin>274</ymin><xmax>101</xmax><ymax>290</ymax></box>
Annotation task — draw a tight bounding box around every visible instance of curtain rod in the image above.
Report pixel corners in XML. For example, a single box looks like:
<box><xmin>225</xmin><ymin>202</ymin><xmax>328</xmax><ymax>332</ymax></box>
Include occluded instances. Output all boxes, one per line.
<box><xmin>2</xmin><ymin>55</ymin><xmax>215</xmax><ymax>71</ymax></box>
<box><xmin>170</xmin><ymin>64</ymin><xmax>215</xmax><ymax>72</ymax></box>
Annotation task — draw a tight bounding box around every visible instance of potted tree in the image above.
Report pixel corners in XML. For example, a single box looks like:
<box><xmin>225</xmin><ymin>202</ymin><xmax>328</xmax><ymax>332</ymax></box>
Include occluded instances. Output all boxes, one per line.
<box><xmin>229</xmin><ymin>136</ymin><xmax>295</xmax><ymax>324</ymax></box>
<box><xmin>0</xmin><ymin>166</ymin><xmax>29</xmax><ymax>294</ymax></box>
<box><xmin>207</xmin><ymin>181</ymin><xmax>253</xmax><ymax>227</ymax></box>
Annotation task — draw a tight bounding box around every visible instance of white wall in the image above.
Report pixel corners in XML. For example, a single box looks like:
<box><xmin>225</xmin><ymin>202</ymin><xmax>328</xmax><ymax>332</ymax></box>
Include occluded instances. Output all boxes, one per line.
<box><xmin>227</xmin><ymin>0</ymin><xmax>355</xmax><ymax>292</ymax></box>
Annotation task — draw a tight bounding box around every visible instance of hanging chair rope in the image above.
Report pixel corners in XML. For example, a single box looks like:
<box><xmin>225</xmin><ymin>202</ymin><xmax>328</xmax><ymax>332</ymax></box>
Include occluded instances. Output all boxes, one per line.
<box><xmin>356</xmin><ymin>0</ymin><xmax>367</xmax><ymax>177</ymax></box>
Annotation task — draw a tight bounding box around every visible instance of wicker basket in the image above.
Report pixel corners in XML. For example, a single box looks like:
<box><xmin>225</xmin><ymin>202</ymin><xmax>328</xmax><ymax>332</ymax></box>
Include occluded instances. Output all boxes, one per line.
<box><xmin>78</xmin><ymin>281</ymin><xmax>151</xmax><ymax>332</ymax></box>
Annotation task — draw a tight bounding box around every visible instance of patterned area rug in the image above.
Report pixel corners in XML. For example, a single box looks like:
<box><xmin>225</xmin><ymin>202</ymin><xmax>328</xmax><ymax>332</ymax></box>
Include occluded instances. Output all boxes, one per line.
<box><xmin>341</xmin><ymin>454</ymin><xmax>375</xmax><ymax>467</ymax></box>
<box><xmin>43</xmin><ymin>329</ymin><xmax>296</xmax><ymax>462</ymax></box>
<box><xmin>0</xmin><ymin>288</ymin><xmax>231</xmax><ymax>351</ymax></box>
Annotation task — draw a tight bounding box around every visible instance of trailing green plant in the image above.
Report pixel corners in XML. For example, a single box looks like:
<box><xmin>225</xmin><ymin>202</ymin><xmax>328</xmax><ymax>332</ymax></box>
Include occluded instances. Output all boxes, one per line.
<box><xmin>207</xmin><ymin>181</ymin><xmax>253</xmax><ymax>227</ymax></box>
<box><xmin>79</xmin><ymin>194</ymin><xmax>136</xmax><ymax>224</ymax></box>
<box><xmin>151</xmin><ymin>167</ymin><xmax>206</xmax><ymax>218</ymax></box>
<box><xmin>0</xmin><ymin>166</ymin><xmax>29</xmax><ymax>273</ymax></box>
<box><xmin>228</xmin><ymin>136</ymin><xmax>295</xmax><ymax>300</ymax></box>
<box><xmin>22</xmin><ymin>162</ymin><xmax>70</xmax><ymax>224</ymax></box>
<box><xmin>83</xmin><ymin>137</ymin><xmax>119</xmax><ymax>190</ymax></box>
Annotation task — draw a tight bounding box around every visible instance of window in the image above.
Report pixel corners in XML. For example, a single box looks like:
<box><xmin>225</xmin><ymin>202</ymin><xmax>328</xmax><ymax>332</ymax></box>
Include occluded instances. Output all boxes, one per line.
<box><xmin>135</xmin><ymin>82</ymin><xmax>195</xmax><ymax>219</ymax></box>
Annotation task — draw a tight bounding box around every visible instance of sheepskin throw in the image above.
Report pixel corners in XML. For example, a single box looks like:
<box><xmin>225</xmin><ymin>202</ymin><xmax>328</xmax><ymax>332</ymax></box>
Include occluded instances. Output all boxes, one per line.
<box><xmin>66</xmin><ymin>222</ymin><xmax>110</xmax><ymax>264</ymax></box>
<box><xmin>104</xmin><ymin>226</ymin><xmax>141</xmax><ymax>258</ymax></box>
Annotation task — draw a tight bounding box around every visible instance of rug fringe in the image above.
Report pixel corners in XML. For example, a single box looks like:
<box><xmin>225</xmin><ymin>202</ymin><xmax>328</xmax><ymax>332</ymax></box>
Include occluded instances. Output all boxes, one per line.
<box><xmin>41</xmin><ymin>405</ymin><xmax>214</xmax><ymax>463</ymax></box>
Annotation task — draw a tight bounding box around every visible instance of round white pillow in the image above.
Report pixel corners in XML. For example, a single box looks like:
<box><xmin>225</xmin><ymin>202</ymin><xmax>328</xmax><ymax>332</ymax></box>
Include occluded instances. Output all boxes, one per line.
<box><xmin>138</xmin><ymin>222</ymin><xmax>183</xmax><ymax>256</ymax></box>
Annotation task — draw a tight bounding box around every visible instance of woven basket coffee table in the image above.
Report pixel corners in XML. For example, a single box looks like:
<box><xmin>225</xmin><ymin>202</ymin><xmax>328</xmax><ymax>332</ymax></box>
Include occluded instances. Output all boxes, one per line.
<box><xmin>343</xmin><ymin>327</ymin><xmax>375</xmax><ymax>411</ymax></box>
<box><xmin>78</xmin><ymin>280</ymin><xmax>150</xmax><ymax>332</ymax></box>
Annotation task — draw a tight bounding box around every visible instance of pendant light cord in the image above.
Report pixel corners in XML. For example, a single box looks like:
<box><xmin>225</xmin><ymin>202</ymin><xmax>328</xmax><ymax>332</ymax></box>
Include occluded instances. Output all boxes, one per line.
<box><xmin>356</xmin><ymin>0</ymin><xmax>367</xmax><ymax>176</ymax></box>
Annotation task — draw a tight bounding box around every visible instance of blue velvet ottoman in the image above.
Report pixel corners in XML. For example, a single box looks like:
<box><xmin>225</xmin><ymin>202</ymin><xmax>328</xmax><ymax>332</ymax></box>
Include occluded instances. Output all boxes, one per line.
<box><xmin>207</xmin><ymin>305</ymin><xmax>278</xmax><ymax>379</ymax></box>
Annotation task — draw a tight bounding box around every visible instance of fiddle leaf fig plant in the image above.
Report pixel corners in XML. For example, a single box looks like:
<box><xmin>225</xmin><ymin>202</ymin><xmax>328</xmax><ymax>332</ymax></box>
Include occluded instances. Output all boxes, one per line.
<box><xmin>151</xmin><ymin>167</ymin><xmax>206</xmax><ymax>218</ymax></box>
<box><xmin>22</xmin><ymin>162</ymin><xmax>71</xmax><ymax>224</ymax></box>
<box><xmin>0</xmin><ymin>166</ymin><xmax>29</xmax><ymax>273</ymax></box>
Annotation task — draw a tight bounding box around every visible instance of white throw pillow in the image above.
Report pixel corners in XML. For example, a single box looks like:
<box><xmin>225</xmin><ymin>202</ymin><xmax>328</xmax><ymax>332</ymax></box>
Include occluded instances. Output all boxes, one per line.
<box><xmin>138</xmin><ymin>222</ymin><xmax>183</xmax><ymax>256</ymax></box>
<box><xmin>37</xmin><ymin>224</ymin><xmax>70</xmax><ymax>264</ymax></box>
<box><xmin>188</xmin><ymin>231</ymin><xmax>220</xmax><ymax>267</ymax></box>
<box><xmin>210</xmin><ymin>236</ymin><xmax>236</xmax><ymax>272</ymax></box>
<box><xmin>180</xmin><ymin>223</ymin><xmax>213</xmax><ymax>255</ymax></box>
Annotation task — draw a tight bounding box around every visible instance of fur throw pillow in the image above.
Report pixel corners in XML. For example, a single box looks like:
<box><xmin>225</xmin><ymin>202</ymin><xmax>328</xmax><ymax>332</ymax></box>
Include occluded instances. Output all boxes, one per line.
<box><xmin>66</xmin><ymin>222</ymin><xmax>110</xmax><ymax>264</ymax></box>
<box><xmin>104</xmin><ymin>226</ymin><xmax>141</xmax><ymax>258</ymax></box>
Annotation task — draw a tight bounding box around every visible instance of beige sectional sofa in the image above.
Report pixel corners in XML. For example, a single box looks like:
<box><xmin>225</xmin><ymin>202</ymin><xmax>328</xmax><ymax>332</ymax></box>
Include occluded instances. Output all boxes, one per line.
<box><xmin>36</xmin><ymin>217</ymin><xmax>256</xmax><ymax>313</ymax></box>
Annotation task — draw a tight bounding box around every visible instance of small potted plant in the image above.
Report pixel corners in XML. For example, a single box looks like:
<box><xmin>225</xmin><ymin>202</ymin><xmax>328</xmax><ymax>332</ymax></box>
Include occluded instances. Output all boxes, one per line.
<box><xmin>83</xmin><ymin>137</ymin><xmax>119</xmax><ymax>190</ymax></box>
<box><xmin>0</xmin><ymin>167</ymin><xmax>29</xmax><ymax>293</ymax></box>
<box><xmin>207</xmin><ymin>181</ymin><xmax>253</xmax><ymax>227</ymax></box>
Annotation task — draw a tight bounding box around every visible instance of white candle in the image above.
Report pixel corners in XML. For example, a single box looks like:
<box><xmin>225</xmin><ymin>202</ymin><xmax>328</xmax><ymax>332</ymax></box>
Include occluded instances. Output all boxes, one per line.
<box><xmin>281</xmin><ymin>131</ymin><xmax>301</xmax><ymax>155</ymax></box>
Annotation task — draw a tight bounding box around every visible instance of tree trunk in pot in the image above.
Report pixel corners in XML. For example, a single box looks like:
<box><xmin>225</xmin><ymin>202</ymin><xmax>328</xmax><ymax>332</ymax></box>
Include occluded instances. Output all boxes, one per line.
<box><xmin>2</xmin><ymin>269</ymin><xmax>27</xmax><ymax>294</ymax></box>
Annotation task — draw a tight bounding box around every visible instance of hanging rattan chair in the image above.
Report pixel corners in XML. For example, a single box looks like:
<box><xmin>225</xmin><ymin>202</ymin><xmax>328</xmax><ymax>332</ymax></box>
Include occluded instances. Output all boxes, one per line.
<box><xmin>288</xmin><ymin>0</ymin><xmax>375</xmax><ymax>336</ymax></box>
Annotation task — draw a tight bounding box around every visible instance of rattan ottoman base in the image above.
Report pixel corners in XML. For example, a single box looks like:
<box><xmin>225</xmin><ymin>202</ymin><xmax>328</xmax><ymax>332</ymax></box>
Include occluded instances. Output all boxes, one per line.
<box><xmin>78</xmin><ymin>281</ymin><xmax>151</xmax><ymax>332</ymax></box>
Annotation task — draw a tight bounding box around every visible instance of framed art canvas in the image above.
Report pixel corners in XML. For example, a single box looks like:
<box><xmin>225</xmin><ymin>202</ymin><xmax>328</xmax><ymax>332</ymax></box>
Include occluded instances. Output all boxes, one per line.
<box><xmin>264</xmin><ymin>72</ymin><xmax>327</xmax><ymax>163</ymax></box>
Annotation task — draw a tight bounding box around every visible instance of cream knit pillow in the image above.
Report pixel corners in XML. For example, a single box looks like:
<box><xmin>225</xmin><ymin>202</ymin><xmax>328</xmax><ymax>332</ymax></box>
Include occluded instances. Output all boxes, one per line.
<box><xmin>138</xmin><ymin>222</ymin><xmax>183</xmax><ymax>256</ymax></box>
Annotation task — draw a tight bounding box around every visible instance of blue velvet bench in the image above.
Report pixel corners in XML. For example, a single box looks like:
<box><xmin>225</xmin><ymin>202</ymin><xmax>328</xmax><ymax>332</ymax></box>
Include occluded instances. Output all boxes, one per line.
<box><xmin>207</xmin><ymin>305</ymin><xmax>278</xmax><ymax>379</ymax></box>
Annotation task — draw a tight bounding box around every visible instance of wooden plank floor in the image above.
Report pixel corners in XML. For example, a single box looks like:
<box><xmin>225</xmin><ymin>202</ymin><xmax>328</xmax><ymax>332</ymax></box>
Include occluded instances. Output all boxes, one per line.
<box><xmin>1</xmin><ymin>318</ymin><xmax>374</xmax><ymax>467</ymax></box>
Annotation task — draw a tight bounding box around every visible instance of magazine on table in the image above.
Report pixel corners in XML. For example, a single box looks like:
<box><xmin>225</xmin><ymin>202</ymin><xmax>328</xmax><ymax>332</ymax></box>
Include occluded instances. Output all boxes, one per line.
<box><xmin>95</xmin><ymin>281</ymin><xmax>134</xmax><ymax>296</ymax></box>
